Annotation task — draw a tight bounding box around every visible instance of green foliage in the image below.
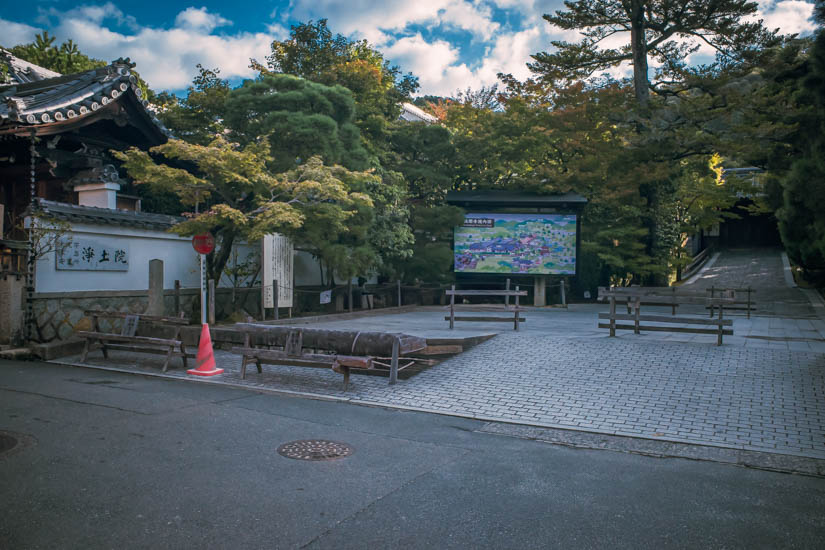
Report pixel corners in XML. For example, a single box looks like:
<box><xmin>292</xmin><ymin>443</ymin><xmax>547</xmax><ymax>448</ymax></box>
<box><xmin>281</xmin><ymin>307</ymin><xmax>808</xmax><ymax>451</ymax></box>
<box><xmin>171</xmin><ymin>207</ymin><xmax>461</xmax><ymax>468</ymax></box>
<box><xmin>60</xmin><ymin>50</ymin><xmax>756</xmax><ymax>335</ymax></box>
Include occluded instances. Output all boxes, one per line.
<box><xmin>7</xmin><ymin>32</ymin><xmax>106</xmax><ymax>75</ymax></box>
<box><xmin>530</xmin><ymin>0</ymin><xmax>778</xmax><ymax>105</ymax></box>
<box><xmin>775</xmin><ymin>12</ymin><xmax>825</xmax><ymax>269</ymax></box>
<box><xmin>157</xmin><ymin>65</ymin><xmax>231</xmax><ymax>145</ymax></box>
<box><xmin>254</xmin><ymin>19</ymin><xmax>419</xmax><ymax>126</ymax></box>
<box><xmin>224</xmin><ymin>74</ymin><xmax>369</xmax><ymax>172</ymax></box>
<box><xmin>382</xmin><ymin>122</ymin><xmax>455</xmax><ymax>204</ymax></box>
<box><xmin>388</xmin><ymin>204</ymin><xmax>465</xmax><ymax>284</ymax></box>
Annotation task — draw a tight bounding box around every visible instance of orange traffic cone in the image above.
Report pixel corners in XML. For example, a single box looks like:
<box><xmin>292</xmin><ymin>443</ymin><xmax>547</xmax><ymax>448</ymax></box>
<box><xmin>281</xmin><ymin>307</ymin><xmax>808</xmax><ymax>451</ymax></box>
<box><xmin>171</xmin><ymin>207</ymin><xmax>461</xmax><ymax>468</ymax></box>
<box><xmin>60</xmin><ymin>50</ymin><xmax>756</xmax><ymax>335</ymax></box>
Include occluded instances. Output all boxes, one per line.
<box><xmin>187</xmin><ymin>324</ymin><xmax>224</xmax><ymax>376</ymax></box>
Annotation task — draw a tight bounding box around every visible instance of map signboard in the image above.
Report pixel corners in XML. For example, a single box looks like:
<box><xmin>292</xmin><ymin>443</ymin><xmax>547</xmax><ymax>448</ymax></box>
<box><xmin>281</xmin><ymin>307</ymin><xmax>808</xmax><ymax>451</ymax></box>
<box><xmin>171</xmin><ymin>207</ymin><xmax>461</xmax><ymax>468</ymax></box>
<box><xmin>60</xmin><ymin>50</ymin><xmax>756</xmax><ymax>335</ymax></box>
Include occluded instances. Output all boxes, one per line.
<box><xmin>454</xmin><ymin>213</ymin><xmax>577</xmax><ymax>275</ymax></box>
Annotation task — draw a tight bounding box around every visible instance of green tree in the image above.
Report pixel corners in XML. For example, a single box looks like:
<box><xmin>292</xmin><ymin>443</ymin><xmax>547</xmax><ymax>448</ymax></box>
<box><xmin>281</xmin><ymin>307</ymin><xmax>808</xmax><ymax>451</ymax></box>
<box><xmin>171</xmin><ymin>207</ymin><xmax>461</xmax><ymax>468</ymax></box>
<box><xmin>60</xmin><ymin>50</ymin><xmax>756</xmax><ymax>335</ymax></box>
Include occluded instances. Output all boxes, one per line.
<box><xmin>774</xmin><ymin>3</ymin><xmax>825</xmax><ymax>271</ymax></box>
<box><xmin>113</xmin><ymin>138</ymin><xmax>383</xmax><ymax>283</ymax></box>
<box><xmin>254</xmin><ymin>19</ymin><xmax>418</xmax><ymax>122</ymax></box>
<box><xmin>157</xmin><ymin>65</ymin><xmax>231</xmax><ymax>146</ymax></box>
<box><xmin>224</xmin><ymin>74</ymin><xmax>370</xmax><ymax>172</ymax></box>
<box><xmin>530</xmin><ymin>0</ymin><xmax>777</xmax><ymax>106</ymax></box>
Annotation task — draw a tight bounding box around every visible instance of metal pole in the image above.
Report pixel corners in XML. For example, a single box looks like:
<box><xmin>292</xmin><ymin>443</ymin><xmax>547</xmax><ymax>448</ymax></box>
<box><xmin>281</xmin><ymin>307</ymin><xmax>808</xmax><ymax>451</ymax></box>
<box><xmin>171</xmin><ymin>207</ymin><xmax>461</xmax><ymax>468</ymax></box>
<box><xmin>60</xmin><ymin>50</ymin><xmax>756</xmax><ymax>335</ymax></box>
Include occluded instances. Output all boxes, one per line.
<box><xmin>274</xmin><ymin>279</ymin><xmax>279</xmax><ymax>320</ymax></box>
<box><xmin>200</xmin><ymin>253</ymin><xmax>206</xmax><ymax>325</ymax></box>
<box><xmin>397</xmin><ymin>280</ymin><xmax>402</xmax><ymax>307</ymax></box>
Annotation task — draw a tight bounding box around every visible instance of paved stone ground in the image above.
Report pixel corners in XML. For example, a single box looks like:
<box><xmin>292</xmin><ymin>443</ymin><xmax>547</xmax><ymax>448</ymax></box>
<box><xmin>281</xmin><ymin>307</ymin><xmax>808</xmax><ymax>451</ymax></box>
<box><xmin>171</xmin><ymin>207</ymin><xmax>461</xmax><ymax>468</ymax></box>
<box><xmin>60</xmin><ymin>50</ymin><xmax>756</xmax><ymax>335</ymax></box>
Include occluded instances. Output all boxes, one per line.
<box><xmin>50</xmin><ymin>247</ymin><xmax>825</xmax><ymax>460</ymax></box>
<box><xmin>682</xmin><ymin>247</ymin><xmax>818</xmax><ymax>318</ymax></box>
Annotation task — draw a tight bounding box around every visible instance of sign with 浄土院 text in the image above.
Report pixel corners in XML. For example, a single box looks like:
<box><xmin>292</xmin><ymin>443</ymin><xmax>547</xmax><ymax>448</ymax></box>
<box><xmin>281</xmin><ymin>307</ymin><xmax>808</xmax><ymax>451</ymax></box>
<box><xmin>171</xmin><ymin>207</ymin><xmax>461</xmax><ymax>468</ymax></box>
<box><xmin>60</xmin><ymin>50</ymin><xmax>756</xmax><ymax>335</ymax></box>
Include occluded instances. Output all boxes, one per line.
<box><xmin>262</xmin><ymin>233</ymin><xmax>294</xmax><ymax>308</ymax></box>
<box><xmin>56</xmin><ymin>239</ymin><xmax>128</xmax><ymax>271</ymax></box>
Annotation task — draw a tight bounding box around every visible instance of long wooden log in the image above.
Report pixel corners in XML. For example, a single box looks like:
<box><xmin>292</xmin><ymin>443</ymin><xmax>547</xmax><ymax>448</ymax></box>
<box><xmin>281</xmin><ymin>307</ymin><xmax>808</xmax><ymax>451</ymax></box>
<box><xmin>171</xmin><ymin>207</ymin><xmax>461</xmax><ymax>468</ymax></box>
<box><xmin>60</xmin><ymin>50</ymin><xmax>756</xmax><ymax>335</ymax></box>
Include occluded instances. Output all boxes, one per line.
<box><xmin>233</xmin><ymin>324</ymin><xmax>425</xmax><ymax>356</ymax></box>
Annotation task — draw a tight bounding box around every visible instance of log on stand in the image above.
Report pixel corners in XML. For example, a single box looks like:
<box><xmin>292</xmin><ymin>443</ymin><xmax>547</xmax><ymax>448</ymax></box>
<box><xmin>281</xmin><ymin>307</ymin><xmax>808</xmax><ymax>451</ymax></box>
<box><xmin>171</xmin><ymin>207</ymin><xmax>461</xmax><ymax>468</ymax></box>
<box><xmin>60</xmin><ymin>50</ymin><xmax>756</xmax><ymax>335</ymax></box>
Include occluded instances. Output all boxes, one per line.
<box><xmin>232</xmin><ymin>324</ymin><xmax>427</xmax><ymax>387</ymax></box>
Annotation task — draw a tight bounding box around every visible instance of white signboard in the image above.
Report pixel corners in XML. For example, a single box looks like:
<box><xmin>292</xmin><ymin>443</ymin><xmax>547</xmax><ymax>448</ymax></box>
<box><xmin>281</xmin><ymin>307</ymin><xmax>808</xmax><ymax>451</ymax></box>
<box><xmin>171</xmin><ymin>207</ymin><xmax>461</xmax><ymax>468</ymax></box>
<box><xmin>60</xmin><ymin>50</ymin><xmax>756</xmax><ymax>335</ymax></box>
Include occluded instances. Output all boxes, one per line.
<box><xmin>57</xmin><ymin>239</ymin><xmax>128</xmax><ymax>271</ymax></box>
<box><xmin>319</xmin><ymin>290</ymin><xmax>332</xmax><ymax>305</ymax></box>
<box><xmin>262</xmin><ymin>233</ymin><xmax>294</xmax><ymax>308</ymax></box>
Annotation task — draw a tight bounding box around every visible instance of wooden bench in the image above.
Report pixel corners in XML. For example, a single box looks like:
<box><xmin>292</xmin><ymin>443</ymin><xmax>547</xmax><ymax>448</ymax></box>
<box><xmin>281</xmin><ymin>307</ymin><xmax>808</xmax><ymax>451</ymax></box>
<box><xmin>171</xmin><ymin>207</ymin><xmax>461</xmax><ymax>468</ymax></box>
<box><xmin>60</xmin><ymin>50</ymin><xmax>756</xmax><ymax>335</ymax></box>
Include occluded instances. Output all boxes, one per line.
<box><xmin>597</xmin><ymin>288</ymin><xmax>734</xmax><ymax>345</ymax></box>
<box><xmin>232</xmin><ymin>324</ymin><xmax>427</xmax><ymax>389</ymax></box>
<box><xmin>445</xmin><ymin>285</ymin><xmax>528</xmax><ymax>331</ymax></box>
<box><xmin>77</xmin><ymin>311</ymin><xmax>190</xmax><ymax>372</ymax></box>
<box><xmin>706</xmin><ymin>286</ymin><xmax>757</xmax><ymax>318</ymax></box>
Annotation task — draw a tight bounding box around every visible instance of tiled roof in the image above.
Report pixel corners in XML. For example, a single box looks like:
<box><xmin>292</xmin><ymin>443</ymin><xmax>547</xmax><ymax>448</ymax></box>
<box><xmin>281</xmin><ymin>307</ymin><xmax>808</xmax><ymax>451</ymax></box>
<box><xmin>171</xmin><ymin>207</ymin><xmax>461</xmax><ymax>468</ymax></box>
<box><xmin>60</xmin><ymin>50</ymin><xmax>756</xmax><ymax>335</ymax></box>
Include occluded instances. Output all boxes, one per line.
<box><xmin>0</xmin><ymin>52</ymin><xmax>170</xmax><ymax>141</ymax></box>
<box><xmin>0</xmin><ymin>48</ymin><xmax>62</xmax><ymax>84</ymax></box>
<box><xmin>36</xmin><ymin>199</ymin><xmax>182</xmax><ymax>231</ymax></box>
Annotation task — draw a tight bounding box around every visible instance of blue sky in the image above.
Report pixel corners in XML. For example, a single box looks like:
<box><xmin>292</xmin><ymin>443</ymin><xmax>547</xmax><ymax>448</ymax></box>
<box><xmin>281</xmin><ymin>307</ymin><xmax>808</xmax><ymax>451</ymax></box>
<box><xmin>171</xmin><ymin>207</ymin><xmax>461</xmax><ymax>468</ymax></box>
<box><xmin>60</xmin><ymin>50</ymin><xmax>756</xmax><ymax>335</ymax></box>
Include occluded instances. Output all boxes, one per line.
<box><xmin>1</xmin><ymin>1</ymin><xmax>817</xmax><ymax>97</ymax></box>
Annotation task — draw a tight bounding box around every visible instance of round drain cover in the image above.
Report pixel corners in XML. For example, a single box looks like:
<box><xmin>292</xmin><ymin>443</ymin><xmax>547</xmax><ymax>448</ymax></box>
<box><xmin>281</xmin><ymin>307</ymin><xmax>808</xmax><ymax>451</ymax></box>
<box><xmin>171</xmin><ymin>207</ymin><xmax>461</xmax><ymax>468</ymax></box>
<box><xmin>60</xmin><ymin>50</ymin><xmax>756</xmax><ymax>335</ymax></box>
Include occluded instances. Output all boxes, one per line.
<box><xmin>277</xmin><ymin>440</ymin><xmax>353</xmax><ymax>461</ymax></box>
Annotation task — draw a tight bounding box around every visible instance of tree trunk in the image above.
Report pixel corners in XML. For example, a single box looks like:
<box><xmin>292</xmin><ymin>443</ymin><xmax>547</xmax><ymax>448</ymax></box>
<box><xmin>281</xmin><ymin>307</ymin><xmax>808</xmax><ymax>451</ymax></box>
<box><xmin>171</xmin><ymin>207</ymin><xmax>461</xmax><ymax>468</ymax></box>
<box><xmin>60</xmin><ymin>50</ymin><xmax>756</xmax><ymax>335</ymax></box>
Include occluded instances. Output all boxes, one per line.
<box><xmin>629</xmin><ymin>0</ymin><xmax>649</xmax><ymax>107</ymax></box>
<box><xmin>208</xmin><ymin>231</ymin><xmax>235</xmax><ymax>283</ymax></box>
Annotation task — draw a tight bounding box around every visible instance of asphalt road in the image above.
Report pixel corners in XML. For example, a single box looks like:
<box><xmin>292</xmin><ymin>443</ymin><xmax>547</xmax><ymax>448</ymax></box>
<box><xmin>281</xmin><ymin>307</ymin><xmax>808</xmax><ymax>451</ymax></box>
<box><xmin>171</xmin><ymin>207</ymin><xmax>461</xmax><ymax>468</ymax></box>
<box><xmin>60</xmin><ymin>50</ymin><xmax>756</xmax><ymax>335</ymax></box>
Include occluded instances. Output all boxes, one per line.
<box><xmin>2</xmin><ymin>360</ymin><xmax>824</xmax><ymax>549</ymax></box>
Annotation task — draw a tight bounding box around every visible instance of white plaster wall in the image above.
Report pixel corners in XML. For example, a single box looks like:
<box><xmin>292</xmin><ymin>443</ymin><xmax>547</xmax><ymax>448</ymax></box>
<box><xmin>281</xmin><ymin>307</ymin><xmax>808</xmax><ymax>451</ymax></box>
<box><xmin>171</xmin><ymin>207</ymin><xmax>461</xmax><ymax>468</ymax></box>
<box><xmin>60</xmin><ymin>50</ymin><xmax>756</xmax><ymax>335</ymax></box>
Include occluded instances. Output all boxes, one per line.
<box><xmin>35</xmin><ymin>223</ymin><xmax>258</xmax><ymax>293</ymax></box>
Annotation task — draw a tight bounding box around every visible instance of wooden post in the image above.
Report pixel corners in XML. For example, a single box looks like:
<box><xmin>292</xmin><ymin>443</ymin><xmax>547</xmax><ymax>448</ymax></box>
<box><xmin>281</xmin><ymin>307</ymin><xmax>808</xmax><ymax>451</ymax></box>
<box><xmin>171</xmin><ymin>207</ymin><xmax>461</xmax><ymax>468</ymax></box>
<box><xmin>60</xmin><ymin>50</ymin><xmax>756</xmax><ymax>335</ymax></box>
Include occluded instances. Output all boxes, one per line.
<box><xmin>717</xmin><ymin>301</ymin><xmax>724</xmax><ymax>346</ymax></box>
<box><xmin>449</xmin><ymin>284</ymin><xmax>455</xmax><ymax>330</ymax></box>
<box><xmin>746</xmin><ymin>286</ymin><xmax>752</xmax><ymax>319</ymax></box>
<box><xmin>514</xmin><ymin>285</ymin><xmax>520</xmax><ymax>331</ymax></box>
<box><xmin>389</xmin><ymin>337</ymin><xmax>400</xmax><ymax>385</ymax></box>
<box><xmin>208</xmin><ymin>279</ymin><xmax>216</xmax><ymax>325</ymax></box>
<box><xmin>609</xmin><ymin>295</ymin><xmax>616</xmax><ymax>337</ymax></box>
<box><xmin>274</xmin><ymin>279</ymin><xmax>279</xmax><ymax>321</ymax></box>
<box><xmin>397</xmin><ymin>280</ymin><xmax>402</xmax><ymax>307</ymax></box>
<box><xmin>348</xmin><ymin>278</ymin><xmax>353</xmax><ymax>313</ymax></box>
<box><xmin>174</xmin><ymin>279</ymin><xmax>181</xmax><ymax>317</ymax></box>
<box><xmin>709</xmin><ymin>285</ymin><xmax>715</xmax><ymax>318</ymax></box>
<box><xmin>671</xmin><ymin>287</ymin><xmax>677</xmax><ymax>316</ymax></box>
<box><xmin>505</xmin><ymin>278</ymin><xmax>511</xmax><ymax>309</ymax></box>
<box><xmin>634</xmin><ymin>297</ymin><xmax>640</xmax><ymax>334</ymax></box>
<box><xmin>261</xmin><ymin>281</ymin><xmax>266</xmax><ymax>322</ymax></box>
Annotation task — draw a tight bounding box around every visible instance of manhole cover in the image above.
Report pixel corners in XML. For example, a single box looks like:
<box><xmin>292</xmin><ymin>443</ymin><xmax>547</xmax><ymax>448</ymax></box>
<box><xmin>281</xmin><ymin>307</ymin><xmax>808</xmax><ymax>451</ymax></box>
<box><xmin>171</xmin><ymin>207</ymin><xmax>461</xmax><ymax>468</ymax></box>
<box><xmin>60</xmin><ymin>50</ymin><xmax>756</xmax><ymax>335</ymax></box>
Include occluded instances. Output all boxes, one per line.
<box><xmin>277</xmin><ymin>440</ymin><xmax>353</xmax><ymax>461</ymax></box>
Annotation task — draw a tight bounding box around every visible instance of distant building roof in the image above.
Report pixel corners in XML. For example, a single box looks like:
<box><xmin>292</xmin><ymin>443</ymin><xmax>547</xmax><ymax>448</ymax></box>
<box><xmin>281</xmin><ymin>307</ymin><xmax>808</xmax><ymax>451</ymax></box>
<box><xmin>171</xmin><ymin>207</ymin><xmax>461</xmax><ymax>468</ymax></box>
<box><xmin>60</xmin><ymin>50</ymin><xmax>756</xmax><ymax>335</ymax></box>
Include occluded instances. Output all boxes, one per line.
<box><xmin>0</xmin><ymin>51</ymin><xmax>169</xmax><ymax>145</ymax></box>
<box><xmin>399</xmin><ymin>102</ymin><xmax>438</xmax><ymax>124</ymax></box>
<box><xmin>36</xmin><ymin>199</ymin><xmax>181</xmax><ymax>231</ymax></box>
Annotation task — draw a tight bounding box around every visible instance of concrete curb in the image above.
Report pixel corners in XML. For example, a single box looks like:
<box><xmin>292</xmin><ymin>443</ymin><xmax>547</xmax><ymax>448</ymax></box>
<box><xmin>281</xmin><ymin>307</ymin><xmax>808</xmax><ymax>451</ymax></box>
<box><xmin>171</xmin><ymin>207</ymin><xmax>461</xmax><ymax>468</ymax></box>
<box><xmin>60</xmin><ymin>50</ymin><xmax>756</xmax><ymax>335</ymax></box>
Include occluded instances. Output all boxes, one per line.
<box><xmin>781</xmin><ymin>252</ymin><xmax>797</xmax><ymax>288</ymax></box>
<box><xmin>680</xmin><ymin>252</ymin><xmax>720</xmax><ymax>285</ymax></box>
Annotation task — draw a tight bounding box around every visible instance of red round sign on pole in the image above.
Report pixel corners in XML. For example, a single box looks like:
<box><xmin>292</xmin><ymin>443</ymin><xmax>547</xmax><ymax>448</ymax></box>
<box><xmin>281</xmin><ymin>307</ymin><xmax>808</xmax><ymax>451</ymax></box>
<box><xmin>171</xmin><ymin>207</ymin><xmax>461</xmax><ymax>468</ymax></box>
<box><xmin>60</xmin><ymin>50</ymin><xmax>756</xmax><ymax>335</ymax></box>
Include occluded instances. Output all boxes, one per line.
<box><xmin>192</xmin><ymin>233</ymin><xmax>215</xmax><ymax>255</ymax></box>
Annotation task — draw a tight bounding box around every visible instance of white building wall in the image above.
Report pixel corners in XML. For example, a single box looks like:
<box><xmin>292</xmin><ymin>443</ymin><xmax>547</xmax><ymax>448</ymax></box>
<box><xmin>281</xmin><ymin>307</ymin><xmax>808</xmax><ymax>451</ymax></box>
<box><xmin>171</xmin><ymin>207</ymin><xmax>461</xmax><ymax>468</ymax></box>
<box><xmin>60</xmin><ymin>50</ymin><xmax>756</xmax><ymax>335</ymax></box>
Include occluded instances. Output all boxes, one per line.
<box><xmin>34</xmin><ymin>222</ymin><xmax>257</xmax><ymax>293</ymax></box>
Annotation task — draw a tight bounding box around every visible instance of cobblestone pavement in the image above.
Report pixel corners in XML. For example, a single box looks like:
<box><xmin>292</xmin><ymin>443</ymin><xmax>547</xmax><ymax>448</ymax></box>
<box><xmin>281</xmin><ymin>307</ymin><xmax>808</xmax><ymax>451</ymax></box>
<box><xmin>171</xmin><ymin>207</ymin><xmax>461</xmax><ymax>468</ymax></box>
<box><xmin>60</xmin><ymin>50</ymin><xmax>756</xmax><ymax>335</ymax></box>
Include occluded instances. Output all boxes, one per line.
<box><xmin>66</xmin><ymin>333</ymin><xmax>825</xmax><ymax>459</ymax></box>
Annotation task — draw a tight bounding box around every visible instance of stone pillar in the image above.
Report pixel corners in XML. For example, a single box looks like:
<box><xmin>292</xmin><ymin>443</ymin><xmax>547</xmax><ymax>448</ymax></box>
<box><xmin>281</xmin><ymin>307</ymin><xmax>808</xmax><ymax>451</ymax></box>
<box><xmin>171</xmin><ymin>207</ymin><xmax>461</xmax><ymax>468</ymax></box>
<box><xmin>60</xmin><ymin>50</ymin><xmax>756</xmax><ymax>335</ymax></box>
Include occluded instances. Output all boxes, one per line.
<box><xmin>146</xmin><ymin>259</ymin><xmax>164</xmax><ymax>316</ymax></box>
<box><xmin>0</xmin><ymin>276</ymin><xmax>25</xmax><ymax>345</ymax></box>
<box><xmin>534</xmin><ymin>276</ymin><xmax>546</xmax><ymax>307</ymax></box>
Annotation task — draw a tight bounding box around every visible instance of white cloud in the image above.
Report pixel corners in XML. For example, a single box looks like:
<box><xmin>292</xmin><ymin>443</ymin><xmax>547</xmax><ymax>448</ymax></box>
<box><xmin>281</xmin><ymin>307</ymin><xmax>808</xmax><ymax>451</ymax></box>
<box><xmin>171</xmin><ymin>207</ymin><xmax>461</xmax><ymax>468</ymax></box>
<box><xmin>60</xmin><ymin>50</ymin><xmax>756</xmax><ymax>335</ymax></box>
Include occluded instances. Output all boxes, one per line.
<box><xmin>0</xmin><ymin>19</ymin><xmax>42</xmax><ymax>48</ymax></box>
<box><xmin>174</xmin><ymin>7</ymin><xmax>232</xmax><ymax>32</ymax></box>
<box><xmin>757</xmin><ymin>0</ymin><xmax>816</xmax><ymax>35</ymax></box>
<box><xmin>288</xmin><ymin>0</ymin><xmax>502</xmax><ymax>43</ymax></box>
<box><xmin>11</xmin><ymin>6</ymin><xmax>278</xmax><ymax>91</ymax></box>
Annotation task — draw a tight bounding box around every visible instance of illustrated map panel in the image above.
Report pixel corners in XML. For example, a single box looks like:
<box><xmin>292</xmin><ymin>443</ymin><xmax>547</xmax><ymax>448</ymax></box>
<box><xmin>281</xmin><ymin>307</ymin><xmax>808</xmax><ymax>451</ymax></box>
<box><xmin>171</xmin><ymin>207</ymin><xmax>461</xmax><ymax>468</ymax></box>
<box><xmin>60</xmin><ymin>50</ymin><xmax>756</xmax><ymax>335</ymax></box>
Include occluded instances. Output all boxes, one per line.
<box><xmin>454</xmin><ymin>213</ymin><xmax>576</xmax><ymax>275</ymax></box>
